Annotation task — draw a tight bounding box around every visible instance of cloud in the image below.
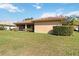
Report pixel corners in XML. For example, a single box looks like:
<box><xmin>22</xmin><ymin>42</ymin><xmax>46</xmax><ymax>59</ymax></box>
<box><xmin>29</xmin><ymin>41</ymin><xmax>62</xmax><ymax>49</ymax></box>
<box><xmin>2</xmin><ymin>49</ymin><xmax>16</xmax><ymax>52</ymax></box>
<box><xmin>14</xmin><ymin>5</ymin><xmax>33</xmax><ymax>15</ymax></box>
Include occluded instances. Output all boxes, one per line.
<box><xmin>40</xmin><ymin>11</ymin><xmax>79</xmax><ymax>18</ymax></box>
<box><xmin>40</xmin><ymin>8</ymin><xmax>65</xmax><ymax>18</ymax></box>
<box><xmin>56</xmin><ymin>8</ymin><xmax>64</xmax><ymax>12</ymax></box>
<box><xmin>40</xmin><ymin>13</ymin><xmax>64</xmax><ymax>18</ymax></box>
<box><xmin>64</xmin><ymin>11</ymin><xmax>79</xmax><ymax>16</ymax></box>
<box><xmin>40</xmin><ymin>13</ymin><xmax>57</xmax><ymax>18</ymax></box>
<box><xmin>40</xmin><ymin>6</ymin><xmax>79</xmax><ymax>18</ymax></box>
<box><xmin>40</xmin><ymin>13</ymin><xmax>58</xmax><ymax>18</ymax></box>
<box><xmin>0</xmin><ymin>3</ymin><xmax>23</xmax><ymax>13</ymax></box>
<box><xmin>40</xmin><ymin>8</ymin><xmax>64</xmax><ymax>18</ymax></box>
<box><xmin>32</xmin><ymin>3</ymin><xmax>42</xmax><ymax>10</ymax></box>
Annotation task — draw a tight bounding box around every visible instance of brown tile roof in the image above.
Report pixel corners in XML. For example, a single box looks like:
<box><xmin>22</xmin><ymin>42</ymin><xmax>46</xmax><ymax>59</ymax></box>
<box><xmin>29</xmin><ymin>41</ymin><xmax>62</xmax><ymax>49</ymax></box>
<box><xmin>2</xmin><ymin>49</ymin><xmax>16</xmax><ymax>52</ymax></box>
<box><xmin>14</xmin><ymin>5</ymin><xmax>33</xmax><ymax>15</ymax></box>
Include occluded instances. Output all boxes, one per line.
<box><xmin>14</xmin><ymin>17</ymin><xmax>65</xmax><ymax>25</ymax></box>
<box><xmin>33</xmin><ymin>17</ymin><xmax>65</xmax><ymax>22</ymax></box>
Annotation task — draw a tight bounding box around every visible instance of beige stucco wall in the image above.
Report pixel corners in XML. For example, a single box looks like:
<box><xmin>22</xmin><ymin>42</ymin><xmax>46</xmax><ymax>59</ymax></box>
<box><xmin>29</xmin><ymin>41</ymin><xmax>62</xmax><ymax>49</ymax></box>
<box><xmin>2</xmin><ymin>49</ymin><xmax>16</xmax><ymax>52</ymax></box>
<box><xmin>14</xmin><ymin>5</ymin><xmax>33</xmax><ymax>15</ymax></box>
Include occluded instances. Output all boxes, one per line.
<box><xmin>34</xmin><ymin>22</ymin><xmax>62</xmax><ymax>33</ymax></box>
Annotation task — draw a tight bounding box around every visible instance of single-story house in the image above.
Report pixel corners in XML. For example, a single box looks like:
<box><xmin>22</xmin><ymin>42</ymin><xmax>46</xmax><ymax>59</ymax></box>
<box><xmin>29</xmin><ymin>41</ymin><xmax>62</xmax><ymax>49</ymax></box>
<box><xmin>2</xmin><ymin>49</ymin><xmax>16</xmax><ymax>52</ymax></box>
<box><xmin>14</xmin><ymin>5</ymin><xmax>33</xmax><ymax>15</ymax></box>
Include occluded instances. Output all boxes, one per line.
<box><xmin>15</xmin><ymin>17</ymin><xmax>65</xmax><ymax>33</ymax></box>
<box><xmin>0</xmin><ymin>21</ymin><xmax>16</xmax><ymax>30</ymax></box>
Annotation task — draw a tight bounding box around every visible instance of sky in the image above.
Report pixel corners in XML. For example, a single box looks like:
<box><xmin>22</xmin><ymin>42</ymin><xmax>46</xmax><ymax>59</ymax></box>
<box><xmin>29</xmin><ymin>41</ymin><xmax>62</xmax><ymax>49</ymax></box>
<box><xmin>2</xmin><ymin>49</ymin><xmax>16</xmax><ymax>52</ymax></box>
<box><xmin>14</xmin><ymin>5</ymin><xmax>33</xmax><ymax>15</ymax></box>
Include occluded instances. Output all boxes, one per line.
<box><xmin>0</xmin><ymin>3</ymin><xmax>79</xmax><ymax>22</ymax></box>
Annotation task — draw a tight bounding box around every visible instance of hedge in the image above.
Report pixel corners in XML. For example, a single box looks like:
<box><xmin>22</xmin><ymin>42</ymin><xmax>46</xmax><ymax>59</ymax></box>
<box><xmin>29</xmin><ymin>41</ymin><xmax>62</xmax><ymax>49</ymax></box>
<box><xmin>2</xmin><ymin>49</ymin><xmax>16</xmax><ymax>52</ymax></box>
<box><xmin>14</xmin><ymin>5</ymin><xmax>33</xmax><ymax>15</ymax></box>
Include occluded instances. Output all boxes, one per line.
<box><xmin>53</xmin><ymin>26</ymin><xmax>74</xmax><ymax>36</ymax></box>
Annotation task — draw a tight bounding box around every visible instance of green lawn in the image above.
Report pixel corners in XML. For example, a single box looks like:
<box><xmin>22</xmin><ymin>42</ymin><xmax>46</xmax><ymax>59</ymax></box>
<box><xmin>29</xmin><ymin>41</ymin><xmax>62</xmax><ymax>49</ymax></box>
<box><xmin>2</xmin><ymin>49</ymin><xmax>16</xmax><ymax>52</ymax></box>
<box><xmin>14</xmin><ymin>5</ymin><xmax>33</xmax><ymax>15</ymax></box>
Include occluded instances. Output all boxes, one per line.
<box><xmin>0</xmin><ymin>31</ymin><xmax>79</xmax><ymax>56</ymax></box>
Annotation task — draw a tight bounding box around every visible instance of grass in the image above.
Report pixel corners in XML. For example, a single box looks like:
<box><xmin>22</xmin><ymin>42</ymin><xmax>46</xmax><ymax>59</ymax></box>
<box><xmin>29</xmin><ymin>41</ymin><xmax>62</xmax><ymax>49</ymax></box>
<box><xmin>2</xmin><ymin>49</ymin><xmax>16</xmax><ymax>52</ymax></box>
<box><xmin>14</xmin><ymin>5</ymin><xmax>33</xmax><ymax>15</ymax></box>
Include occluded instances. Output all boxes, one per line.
<box><xmin>0</xmin><ymin>31</ymin><xmax>79</xmax><ymax>55</ymax></box>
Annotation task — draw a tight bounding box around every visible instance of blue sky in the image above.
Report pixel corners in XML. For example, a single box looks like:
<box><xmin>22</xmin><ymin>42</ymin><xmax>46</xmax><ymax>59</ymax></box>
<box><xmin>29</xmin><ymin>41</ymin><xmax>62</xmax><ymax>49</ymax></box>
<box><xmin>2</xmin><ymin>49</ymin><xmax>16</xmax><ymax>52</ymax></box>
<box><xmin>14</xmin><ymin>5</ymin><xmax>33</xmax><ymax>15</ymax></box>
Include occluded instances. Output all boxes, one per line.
<box><xmin>0</xmin><ymin>3</ymin><xmax>79</xmax><ymax>21</ymax></box>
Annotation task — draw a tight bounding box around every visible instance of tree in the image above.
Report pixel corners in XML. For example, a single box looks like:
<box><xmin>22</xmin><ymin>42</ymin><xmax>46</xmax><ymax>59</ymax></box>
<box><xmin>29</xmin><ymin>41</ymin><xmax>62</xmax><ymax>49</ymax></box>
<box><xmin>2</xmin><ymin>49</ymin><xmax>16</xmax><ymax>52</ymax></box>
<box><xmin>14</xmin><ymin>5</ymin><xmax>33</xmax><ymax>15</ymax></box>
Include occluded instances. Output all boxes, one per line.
<box><xmin>24</xmin><ymin>17</ymin><xmax>33</xmax><ymax>21</ymax></box>
<box><xmin>63</xmin><ymin>16</ymin><xmax>79</xmax><ymax>25</ymax></box>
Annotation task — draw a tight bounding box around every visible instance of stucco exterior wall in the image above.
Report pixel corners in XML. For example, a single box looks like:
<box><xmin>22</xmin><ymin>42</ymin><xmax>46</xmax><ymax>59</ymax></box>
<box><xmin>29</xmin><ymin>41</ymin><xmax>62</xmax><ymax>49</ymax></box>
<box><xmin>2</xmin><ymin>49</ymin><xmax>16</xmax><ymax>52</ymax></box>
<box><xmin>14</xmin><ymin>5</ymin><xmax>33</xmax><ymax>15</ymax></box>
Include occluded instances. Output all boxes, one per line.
<box><xmin>34</xmin><ymin>22</ymin><xmax>62</xmax><ymax>33</ymax></box>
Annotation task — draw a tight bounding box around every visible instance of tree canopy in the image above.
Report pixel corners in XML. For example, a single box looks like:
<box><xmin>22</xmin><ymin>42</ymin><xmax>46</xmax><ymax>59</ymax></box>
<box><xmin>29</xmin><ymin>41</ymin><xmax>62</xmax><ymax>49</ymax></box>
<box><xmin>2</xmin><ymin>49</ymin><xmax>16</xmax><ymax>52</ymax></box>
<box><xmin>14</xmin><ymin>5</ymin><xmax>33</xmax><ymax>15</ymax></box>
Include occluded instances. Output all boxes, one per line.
<box><xmin>63</xmin><ymin>16</ymin><xmax>79</xmax><ymax>25</ymax></box>
<box><xmin>24</xmin><ymin>17</ymin><xmax>33</xmax><ymax>21</ymax></box>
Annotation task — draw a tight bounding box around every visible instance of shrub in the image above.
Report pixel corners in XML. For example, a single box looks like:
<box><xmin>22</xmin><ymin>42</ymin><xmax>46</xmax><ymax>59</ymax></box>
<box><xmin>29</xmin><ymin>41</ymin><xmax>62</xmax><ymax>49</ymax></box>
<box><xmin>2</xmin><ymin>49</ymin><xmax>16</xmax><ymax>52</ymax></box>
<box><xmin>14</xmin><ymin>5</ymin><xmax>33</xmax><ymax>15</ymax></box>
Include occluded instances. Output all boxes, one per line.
<box><xmin>0</xmin><ymin>26</ymin><xmax>5</xmax><ymax>30</ymax></box>
<box><xmin>53</xmin><ymin>26</ymin><xmax>74</xmax><ymax>36</ymax></box>
<box><xmin>26</xmin><ymin>28</ymin><xmax>33</xmax><ymax>32</ymax></box>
